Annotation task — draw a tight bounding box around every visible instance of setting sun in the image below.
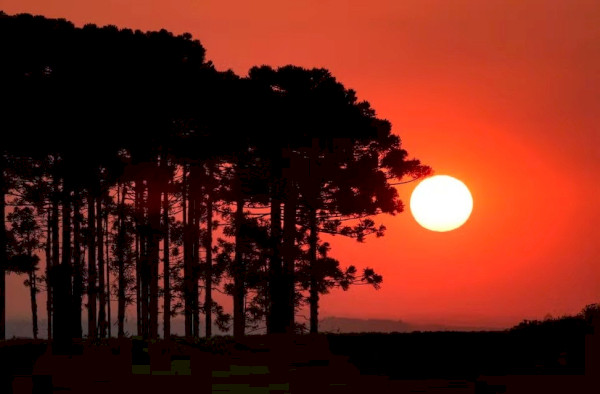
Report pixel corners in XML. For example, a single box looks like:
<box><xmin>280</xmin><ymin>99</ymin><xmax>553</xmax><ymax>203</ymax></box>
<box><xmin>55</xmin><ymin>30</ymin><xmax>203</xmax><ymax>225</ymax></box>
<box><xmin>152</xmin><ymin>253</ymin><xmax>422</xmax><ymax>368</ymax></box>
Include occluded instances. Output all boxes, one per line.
<box><xmin>410</xmin><ymin>175</ymin><xmax>473</xmax><ymax>232</ymax></box>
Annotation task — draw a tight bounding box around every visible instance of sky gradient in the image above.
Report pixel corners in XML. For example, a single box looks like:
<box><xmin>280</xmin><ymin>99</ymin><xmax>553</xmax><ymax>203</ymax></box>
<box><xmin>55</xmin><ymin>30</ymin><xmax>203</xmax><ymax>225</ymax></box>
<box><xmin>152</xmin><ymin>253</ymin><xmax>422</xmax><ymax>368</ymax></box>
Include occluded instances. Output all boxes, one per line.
<box><xmin>2</xmin><ymin>0</ymin><xmax>598</xmax><ymax>329</ymax></box>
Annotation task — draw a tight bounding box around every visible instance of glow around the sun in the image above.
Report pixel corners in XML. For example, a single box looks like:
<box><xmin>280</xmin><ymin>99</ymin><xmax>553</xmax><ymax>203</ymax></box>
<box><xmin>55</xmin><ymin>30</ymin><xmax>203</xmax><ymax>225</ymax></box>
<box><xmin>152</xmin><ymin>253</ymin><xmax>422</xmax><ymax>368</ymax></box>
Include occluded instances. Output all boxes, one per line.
<box><xmin>410</xmin><ymin>175</ymin><xmax>473</xmax><ymax>232</ymax></box>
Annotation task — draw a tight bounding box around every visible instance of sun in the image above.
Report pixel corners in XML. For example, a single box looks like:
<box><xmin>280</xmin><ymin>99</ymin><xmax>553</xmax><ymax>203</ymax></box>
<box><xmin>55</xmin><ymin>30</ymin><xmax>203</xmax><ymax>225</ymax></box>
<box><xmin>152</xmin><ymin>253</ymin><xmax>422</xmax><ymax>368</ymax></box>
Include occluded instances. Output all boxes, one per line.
<box><xmin>410</xmin><ymin>175</ymin><xmax>473</xmax><ymax>232</ymax></box>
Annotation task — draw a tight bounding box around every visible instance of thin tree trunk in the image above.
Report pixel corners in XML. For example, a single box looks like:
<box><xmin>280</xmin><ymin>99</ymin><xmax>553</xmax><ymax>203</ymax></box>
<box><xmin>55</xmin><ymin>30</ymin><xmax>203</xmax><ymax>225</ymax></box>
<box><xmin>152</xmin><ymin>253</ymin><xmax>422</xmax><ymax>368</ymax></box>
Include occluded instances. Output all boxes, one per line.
<box><xmin>162</xmin><ymin>182</ymin><xmax>170</xmax><ymax>339</ymax></box>
<box><xmin>117</xmin><ymin>183</ymin><xmax>126</xmax><ymax>338</ymax></box>
<box><xmin>54</xmin><ymin>184</ymin><xmax>72</xmax><ymax>349</ymax></box>
<box><xmin>282</xmin><ymin>181</ymin><xmax>297</xmax><ymax>334</ymax></box>
<box><xmin>233</xmin><ymin>196</ymin><xmax>245</xmax><ymax>339</ymax></box>
<box><xmin>97</xmin><ymin>196</ymin><xmax>106</xmax><ymax>339</ymax></box>
<box><xmin>29</xmin><ymin>270</ymin><xmax>38</xmax><ymax>339</ymax></box>
<box><xmin>139</xmin><ymin>182</ymin><xmax>149</xmax><ymax>339</ymax></box>
<box><xmin>61</xmin><ymin>187</ymin><xmax>72</xmax><ymax>322</ymax></box>
<box><xmin>72</xmin><ymin>191</ymin><xmax>83</xmax><ymax>338</ymax></box>
<box><xmin>204</xmin><ymin>169</ymin><xmax>213</xmax><ymax>338</ymax></box>
<box><xmin>148</xmin><ymin>163</ymin><xmax>162</xmax><ymax>340</ymax></box>
<box><xmin>51</xmin><ymin>174</ymin><xmax>60</xmax><ymax>267</ymax></box>
<box><xmin>106</xmin><ymin>212</ymin><xmax>111</xmax><ymax>338</ymax></box>
<box><xmin>268</xmin><ymin>178</ymin><xmax>284</xmax><ymax>334</ymax></box>
<box><xmin>50</xmin><ymin>171</ymin><xmax>61</xmax><ymax>346</ymax></box>
<box><xmin>191</xmin><ymin>192</ymin><xmax>200</xmax><ymax>338</ymax></box>
<box><xmin>308</xmin><ymin>205</ymin><xmax>319</xmax><ymax>334</ymax></box>
<box><xmin>87</xmin><ymin>193</ymin><xmax>97</xmax><ymax>340</ymax></box>
<box><xmin>134</xmin><ymin>180</ymin><xmax>142</xmax><ymax>337</ymax></box>
<box><xmin>182</xmin><ymin>165</ymin><xmax>192</xmax><ymax>338</ymax></box>
<box><xmin>45</xmin><ymin>206</ymin><xmax>52</xmax><ymax>340</ymax></box>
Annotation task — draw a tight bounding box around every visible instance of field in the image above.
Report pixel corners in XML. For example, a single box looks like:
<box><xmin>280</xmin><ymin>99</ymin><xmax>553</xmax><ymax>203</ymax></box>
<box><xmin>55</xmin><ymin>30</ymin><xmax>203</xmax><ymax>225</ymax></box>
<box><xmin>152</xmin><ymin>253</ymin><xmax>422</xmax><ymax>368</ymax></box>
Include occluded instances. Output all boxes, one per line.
<box><xmin>0</xmin><ymin>319</ymin><xmax>598</xmax><ymax>393</ymax></box>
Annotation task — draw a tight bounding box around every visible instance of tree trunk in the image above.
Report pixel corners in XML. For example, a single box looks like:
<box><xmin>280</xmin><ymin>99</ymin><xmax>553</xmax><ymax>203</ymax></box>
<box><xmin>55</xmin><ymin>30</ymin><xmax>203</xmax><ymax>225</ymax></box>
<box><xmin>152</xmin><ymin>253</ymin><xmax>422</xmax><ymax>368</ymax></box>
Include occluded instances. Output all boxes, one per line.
<box><xmin>51</xmin><ymin>174</ymin><xmax>60</xmax><ymax>268</ymax></box>
<box><xmin>191</xmin><ymin>191</ymin><xmax>200</xmax><ymax>338</ymax></box>
<box><xmin>61</xmin><ymin>187</ymin><xmax>72</xmax><ymax>319</ymax></box>
<box><xmin>148</xmin><ymin>164</ymin><xmax>162</xmax><ymax>340</ymax></box>
<box><xmin>87</xmin><ymin>193</ymin><xmax>97</xmax><ymax>340</ymax></box>
<box><xmin>308</xmin><ymin>205</ymin><xmax>319</xmax><ymax>334</ymax></box>
<box><xmin>45</xmin><ymin>206</ymin><xmax>52</xmax><ymax>340</ymax></box>
<box><xmin>182</xmin><ymin>165</ymin><xmax>192</xmax><ymax>338</ymax></box>
<box><xmin>282</xmin><ymin>181</ymin><xmax>297</xmax><ymax>334</ymax></box>
<box><xmin>105</xmin><ymin>213</ymin><xmax>111</xmax><ymax>338</ymax></box>
<box><xmin>54</xmin><ymin>185</ymin><xmax>72</xmax><ymax>350</ymax></box>
<box><xmin>162</xmin><ymin>182</ymin><xmax>170</xmax><ymax>339</ymax></box>
<box><xmin>117</xmin><ymin>183</ymin><xmax>126</xmax><ymax>338</ymax></box>
<box><xmin>139</xmin><ymin>181</ymin><xmax>149</xmax><ymax>339</ymax></box>
<box><xmin>72</xmin><ymin>191</ymin><xmax>83</xmax><ymax>339</ymax></box>
<box><xmin>97</xmin><ymin>196</ymin><xmax>106</xmax><ymax>339</ymax></box>
<box><xmin>204</xmin><ymin>171</ymin><xmax>213</xmax><ymax>338</ymax></box>
<box><xmin>268</xmin><ymin>178</ymin><xmax>284</xmax><ymax>334</ymax></box>
<box><xmin>50</xmin><ymin>174</ymin><xmax>61</xmax><ymax>346</ymax></box>
<box><xmin>134</xmin><ymin>180</ymin><xmax>142</xmax><ymax>337</ymax></box>
<box><xmin>187</xmin><ymin>164</ymin><xmax>200</xmax><ymax>338</ymax></box>
<box><xmin>29</xmin><ymin>270</ymin><xmax>38</xmax><ymax>339</ymax></box>
<box><xmin>233</xmin><ymin>196</ymin><xmax>245</xmax><ymax>339</ymax></box>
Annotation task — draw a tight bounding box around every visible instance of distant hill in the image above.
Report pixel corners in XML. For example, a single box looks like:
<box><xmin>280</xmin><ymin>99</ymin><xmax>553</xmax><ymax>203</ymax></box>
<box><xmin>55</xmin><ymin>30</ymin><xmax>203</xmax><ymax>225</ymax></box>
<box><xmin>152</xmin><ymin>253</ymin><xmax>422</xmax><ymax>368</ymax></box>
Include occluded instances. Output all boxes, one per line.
<box><xmin>320</xmin><ymin>317</ymin><xmax>500</xmax><ymax>333</ymax></box>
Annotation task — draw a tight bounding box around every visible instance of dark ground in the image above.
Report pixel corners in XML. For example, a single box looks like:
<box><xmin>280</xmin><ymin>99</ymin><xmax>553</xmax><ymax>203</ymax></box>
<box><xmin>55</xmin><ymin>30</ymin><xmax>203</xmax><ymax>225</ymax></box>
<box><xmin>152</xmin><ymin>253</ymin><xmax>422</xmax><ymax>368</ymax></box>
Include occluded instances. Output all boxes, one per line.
<box><xmin>0</xmin><ymin>323</ymin><xmax>598</xmax><ymax>393</ymax></box>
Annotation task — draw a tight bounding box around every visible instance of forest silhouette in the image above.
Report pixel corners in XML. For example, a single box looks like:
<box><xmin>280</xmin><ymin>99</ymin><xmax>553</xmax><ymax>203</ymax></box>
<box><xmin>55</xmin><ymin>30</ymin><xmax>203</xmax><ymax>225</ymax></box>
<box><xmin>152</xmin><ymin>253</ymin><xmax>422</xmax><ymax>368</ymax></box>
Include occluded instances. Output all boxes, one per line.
<box><xmin>1</xmin><ymin>12</ymin><xmax>599</xmax><ymax>394</ymax></box>
<box><xmin>0</xmin><ymin>12</ymin><xmax>431</xmax><ymax>345</ymax></box>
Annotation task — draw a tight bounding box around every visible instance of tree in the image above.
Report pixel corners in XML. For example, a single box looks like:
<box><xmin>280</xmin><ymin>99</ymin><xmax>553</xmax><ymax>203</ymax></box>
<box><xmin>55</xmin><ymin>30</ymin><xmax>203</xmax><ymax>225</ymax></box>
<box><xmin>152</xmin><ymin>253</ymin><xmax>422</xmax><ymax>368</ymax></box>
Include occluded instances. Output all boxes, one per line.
<box><xmin>6</xmin><ymin>207</ymin><xmax>43</xmax><ymax>339</ymax></box>
<box><xmin>247</xmin><ymin>65</ymin><xmax>430</xmax><ymax>333</ymax></box>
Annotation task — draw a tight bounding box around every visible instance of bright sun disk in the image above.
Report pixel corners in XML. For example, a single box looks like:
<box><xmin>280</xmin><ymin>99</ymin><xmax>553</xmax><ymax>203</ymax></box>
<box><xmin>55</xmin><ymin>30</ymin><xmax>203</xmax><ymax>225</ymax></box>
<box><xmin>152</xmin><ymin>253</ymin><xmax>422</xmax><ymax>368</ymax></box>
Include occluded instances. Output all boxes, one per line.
<box><xmin>410</xmin><ymin>175</ymin><xmax>473</xmax><ymax>232</ymax></box>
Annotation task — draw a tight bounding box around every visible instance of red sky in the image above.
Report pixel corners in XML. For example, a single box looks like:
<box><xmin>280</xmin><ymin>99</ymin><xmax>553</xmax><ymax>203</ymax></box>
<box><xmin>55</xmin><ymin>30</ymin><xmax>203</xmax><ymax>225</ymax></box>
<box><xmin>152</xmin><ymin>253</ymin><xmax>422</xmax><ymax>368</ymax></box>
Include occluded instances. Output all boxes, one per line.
<box><xmin>2</xmin><ymin>0</ymin><xmax>599</xmax><ymax>329</ymax></box>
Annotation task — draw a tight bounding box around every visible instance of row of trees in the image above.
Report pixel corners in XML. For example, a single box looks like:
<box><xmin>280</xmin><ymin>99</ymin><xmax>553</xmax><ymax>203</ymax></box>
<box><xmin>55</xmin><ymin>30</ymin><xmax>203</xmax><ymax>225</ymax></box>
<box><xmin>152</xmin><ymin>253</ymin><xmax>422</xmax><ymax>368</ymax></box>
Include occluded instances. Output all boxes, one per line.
<box><xmin>0</xmin><ymin>12</ymin><xmax>430</xmax><ymax>344</ymax></box>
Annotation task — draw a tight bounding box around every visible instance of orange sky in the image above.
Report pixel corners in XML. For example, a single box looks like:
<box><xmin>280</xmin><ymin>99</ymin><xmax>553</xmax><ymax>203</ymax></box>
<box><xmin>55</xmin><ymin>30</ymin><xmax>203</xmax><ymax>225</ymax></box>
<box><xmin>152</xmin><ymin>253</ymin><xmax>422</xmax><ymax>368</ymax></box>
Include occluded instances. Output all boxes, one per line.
<box><xmin>2</xmin><ymin>0</ymin><xmax>599</xmax><ymax>329</ymax></box>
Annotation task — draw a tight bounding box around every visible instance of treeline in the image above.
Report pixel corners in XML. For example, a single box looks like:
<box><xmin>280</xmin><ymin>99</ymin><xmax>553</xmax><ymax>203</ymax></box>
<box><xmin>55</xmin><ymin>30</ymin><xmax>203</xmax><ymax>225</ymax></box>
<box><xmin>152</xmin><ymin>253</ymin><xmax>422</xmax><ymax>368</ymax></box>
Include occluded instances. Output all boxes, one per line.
<box><xmin>510</xmin><ymin>303</ymin><xmax>600</xmax><ymax>334</ymax></box>
<box><xmin>0</xmin><ymin>12</ymin><xmax>430</xmax><ymax>344</ymax></box>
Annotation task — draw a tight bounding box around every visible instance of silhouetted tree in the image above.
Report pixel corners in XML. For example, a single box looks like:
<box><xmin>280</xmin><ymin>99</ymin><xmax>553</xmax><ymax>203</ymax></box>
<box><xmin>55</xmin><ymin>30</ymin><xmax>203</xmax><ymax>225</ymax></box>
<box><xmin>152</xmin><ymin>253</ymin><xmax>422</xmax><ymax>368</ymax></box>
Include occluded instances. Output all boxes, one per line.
<box><xmin>6</xmin><ymin>207</ymin><xmax>43</xmax><ymax>339</ymax></box>
<box><xmin>247</xmin><ymin>65</ymin><xmax>430</xmax><ymax>333</ymax></box>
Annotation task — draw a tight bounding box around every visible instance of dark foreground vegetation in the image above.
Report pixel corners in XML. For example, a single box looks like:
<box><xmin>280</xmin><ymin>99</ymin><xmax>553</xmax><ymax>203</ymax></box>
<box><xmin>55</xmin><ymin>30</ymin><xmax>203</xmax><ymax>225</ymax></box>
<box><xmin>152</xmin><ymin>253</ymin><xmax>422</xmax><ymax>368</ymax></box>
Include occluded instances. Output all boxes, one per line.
<box><xmin>0</xmin><ymin>309</ymin><xmax>598</xmax><ymax>393</ymax></box>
